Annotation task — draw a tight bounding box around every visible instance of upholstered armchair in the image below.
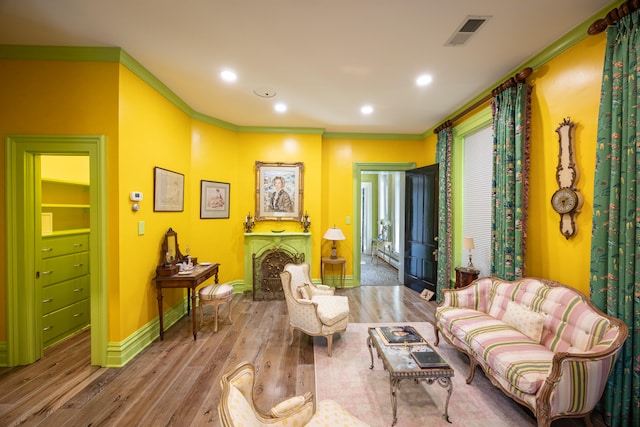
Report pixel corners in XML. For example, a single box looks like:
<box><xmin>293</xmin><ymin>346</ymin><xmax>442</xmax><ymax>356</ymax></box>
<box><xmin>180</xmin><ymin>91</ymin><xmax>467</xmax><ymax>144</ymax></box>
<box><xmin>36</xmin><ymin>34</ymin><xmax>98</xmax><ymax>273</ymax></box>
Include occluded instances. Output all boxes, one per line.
<box><xmin>281</xmin><ymin>263</ymin><xmax>350</xmax><ymax>356</ymax></box>
<box><xmin>219</xmin><ymin>361</ymin><xmax>370</xmax><ymax>427</ymax></box>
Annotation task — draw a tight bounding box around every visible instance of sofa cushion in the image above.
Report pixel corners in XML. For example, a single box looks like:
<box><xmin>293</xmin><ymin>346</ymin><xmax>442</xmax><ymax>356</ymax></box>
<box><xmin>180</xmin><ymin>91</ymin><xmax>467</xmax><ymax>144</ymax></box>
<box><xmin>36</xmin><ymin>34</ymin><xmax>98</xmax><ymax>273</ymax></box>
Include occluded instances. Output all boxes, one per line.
<box><xmin>503</xmin><ymin>301</ymin><xmax>546</xmax><ymax>342</ymax></box>
<box><xmin>199</xmin><ymin>283</ymin><xmax>233</xmax><ymax>301</ymax></box>
<box><xmin>312</xmin><ymin>295</ymin><xmax>349</xmax><ymax>326</ymax></box>
<box><xmin>438</xmin><ymin>306</ymin><xmax>553</xmax><ymax>394</ymax></box>
<box><xmin>297</xmin><ymin>285</ymin><xmax>310</xmax><ymax>300</ymax></box>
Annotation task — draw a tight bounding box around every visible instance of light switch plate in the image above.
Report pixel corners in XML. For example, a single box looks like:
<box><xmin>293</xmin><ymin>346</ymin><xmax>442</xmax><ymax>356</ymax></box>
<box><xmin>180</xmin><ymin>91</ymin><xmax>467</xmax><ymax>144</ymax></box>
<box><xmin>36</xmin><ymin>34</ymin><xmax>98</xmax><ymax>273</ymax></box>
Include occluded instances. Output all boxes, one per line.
<box><xmin>138</xmin><ymin>221</ymin><xmax>145</xmax><ymax>235</ymax></box>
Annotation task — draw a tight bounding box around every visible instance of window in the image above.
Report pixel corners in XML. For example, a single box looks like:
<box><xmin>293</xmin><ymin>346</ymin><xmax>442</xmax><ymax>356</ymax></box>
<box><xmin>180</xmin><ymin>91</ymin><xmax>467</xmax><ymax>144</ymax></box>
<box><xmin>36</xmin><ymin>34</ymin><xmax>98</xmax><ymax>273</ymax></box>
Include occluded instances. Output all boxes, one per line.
<box><xmin>463</xmin><ymin>126</ymin><xmax>492</xmax><ymax>277</ymax></box>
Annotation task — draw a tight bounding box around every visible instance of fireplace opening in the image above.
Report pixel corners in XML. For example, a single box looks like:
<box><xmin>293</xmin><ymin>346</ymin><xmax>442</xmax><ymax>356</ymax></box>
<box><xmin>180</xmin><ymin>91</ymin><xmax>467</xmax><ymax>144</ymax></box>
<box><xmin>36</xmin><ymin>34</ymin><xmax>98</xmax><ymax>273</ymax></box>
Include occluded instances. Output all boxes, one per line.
<box><xmin>252</xmin><ymin>248</ymin><xmax>304</xmax><ymax>300</ymax></box>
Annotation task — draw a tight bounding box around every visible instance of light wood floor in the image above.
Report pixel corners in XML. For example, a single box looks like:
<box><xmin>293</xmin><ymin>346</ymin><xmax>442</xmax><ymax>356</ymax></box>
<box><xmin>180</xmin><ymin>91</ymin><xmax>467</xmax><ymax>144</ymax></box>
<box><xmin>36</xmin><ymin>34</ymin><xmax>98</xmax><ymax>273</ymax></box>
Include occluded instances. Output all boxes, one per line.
<box><xmin>0</xmin><ymin>286</ymin><xmax>604</xmax><ymax>427</ymax></box>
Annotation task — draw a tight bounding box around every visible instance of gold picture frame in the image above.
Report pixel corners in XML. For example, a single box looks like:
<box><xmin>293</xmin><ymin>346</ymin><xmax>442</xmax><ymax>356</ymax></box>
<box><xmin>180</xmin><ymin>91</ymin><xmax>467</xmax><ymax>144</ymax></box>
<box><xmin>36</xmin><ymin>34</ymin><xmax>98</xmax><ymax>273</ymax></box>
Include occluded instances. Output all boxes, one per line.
<box><xmin>255</xmin><ymin>161</ymin><xmax>304</xmax><ymax>221</ymax></box>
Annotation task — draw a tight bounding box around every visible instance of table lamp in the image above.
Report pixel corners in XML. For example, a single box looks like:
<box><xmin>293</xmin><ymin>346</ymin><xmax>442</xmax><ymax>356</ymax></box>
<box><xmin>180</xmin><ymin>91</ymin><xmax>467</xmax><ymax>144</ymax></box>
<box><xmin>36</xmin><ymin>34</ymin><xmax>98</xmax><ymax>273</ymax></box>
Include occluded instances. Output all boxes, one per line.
<box><xmin>323</xmin><ymin>226</ymin><xmax>346</xmax><ymax>259</ymax></box>
<box><xmin>463</xmin><ymin>236</ymin><xmax>475</xmax><ymax>269</ymax></box>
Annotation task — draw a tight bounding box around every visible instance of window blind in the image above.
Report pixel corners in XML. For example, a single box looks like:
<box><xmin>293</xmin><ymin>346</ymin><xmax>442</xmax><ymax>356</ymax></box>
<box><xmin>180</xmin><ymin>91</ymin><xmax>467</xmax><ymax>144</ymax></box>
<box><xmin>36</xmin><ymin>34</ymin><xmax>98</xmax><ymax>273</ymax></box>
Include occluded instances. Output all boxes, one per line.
<box><xmin>463</xmin><ymin>126</ymin><xmax>492</xmax><ymax>277</ymax></box>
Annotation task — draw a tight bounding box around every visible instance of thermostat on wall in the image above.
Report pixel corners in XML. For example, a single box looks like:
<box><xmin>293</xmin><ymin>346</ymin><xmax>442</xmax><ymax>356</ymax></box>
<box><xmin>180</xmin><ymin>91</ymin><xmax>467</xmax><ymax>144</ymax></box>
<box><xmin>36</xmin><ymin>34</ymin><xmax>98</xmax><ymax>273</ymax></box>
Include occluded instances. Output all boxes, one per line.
<box><xmin>130</xmin><ymin>192</ymin><xmax>143</xmax><ymax>202</ymax></box>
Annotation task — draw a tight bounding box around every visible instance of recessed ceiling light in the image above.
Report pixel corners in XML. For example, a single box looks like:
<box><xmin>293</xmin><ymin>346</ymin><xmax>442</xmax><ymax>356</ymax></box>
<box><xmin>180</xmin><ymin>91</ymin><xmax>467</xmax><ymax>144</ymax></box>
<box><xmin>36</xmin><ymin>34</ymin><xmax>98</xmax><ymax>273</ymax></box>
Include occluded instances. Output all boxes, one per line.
<box><xmin>361</xmin><ymin>105</ymin><xmax>373</xmax><ymax>115</ymax></box>
<box><xmin>220</xmin><ymin>69</ymin><xmax>237</xmax><ymax>82</ymax></box>
<box><xmin>274</xmin><ymin>103</ymin><xmax>287</xmax><ymax>113</ymax></box>
<box><xmin>416</xmin><ymin>74</ymin><xmax>433</xmax><ymax>86</ymax></box>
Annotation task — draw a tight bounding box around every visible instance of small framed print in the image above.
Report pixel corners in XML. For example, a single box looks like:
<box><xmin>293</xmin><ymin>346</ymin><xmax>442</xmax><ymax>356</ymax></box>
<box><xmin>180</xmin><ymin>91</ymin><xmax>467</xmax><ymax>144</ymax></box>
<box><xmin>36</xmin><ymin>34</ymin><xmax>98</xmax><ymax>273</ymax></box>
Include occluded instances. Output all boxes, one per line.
<box><xmin>255</xmin><ymin>161</ymin><xmax>303</xmax><ymax>221</ymax></box>
<box><xmin>154</xmin><ymin>167</ymin><xmax>184</xmax><ymax>212</ymax></box>
<box><xmin>200</xmin><ymin>180</ymin><xmax>230</xmax><ymax>219</ymax></box>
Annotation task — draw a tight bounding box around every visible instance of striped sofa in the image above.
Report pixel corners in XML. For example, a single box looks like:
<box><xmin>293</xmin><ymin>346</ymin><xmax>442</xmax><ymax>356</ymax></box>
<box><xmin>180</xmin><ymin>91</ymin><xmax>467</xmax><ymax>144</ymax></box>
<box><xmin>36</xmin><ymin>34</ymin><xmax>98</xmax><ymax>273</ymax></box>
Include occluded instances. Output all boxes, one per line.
<box><xmin>434</xmin><ymin>277</ymin><xmax>628</xmax><ymax>427</ymax></box>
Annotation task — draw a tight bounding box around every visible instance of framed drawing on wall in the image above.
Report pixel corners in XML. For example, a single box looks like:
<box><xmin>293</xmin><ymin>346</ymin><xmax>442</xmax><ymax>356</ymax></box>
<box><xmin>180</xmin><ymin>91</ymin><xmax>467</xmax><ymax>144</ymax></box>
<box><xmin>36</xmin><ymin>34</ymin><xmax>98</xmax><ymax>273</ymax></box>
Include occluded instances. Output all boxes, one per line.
<box><xmin>255</xmin><ymin>161</ymin><xmax>304</xmax><ymax>221</ymax></box>
<box><xmin>154</xmin><ymin>167</ymin><xmax>184</xmax><ymax>212</ymax></box>
<box><xmin>200</xmin><ymin>180</ymin><xmax>230</xmax><ymax>219</ymax></box>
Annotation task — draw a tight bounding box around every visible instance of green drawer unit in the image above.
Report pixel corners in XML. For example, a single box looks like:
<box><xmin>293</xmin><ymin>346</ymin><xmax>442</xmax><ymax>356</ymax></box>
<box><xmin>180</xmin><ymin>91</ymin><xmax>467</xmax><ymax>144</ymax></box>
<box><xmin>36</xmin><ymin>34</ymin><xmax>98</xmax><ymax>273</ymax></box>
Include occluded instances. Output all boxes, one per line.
<box><xmin>41</xmin><ymin>233</ymin><xmax>89</xmax><ymax>259</ymax></box>
<box><xmin>41</xmin><ymin>252</ymin><xmax>89</xmax><ymax>286</ymax></box>
<box><xmin>42</xmin><ymin>276</ymin><xmax>90</xmax><ymax>316</ymax></box>
<box><xmin>42</xmin><ymin>298</ymin><xmax>90</xmax><ymax>347</ymax></box>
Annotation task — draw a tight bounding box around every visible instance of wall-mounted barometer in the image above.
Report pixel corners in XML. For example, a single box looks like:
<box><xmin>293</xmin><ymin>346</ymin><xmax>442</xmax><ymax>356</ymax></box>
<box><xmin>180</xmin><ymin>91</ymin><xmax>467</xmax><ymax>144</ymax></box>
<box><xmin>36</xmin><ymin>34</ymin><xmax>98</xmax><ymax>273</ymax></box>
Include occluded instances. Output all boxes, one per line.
<box><xmin>551</xmin><ymin>117</ymin><xmax>582</xmax><ymax>239</ymax></box>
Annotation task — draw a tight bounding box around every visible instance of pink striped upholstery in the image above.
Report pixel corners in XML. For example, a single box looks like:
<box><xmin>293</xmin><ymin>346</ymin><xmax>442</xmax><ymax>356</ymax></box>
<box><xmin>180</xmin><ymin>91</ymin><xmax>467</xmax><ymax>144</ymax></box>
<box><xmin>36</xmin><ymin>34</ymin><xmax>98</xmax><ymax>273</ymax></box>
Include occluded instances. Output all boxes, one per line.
<box><xmin>436</xmin><ymin>277</ymin><xmax>628</xmax><ymax>427</ymax></box>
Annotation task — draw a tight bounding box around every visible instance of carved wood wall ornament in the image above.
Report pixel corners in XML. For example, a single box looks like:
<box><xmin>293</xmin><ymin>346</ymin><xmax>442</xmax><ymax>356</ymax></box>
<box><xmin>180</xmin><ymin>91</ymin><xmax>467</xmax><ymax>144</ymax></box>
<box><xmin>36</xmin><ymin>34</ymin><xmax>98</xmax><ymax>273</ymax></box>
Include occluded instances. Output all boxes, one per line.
<box><xmin>550</xmin><ymin>118</ymin><xmax>583</xmax><ymax>239</ymax></box>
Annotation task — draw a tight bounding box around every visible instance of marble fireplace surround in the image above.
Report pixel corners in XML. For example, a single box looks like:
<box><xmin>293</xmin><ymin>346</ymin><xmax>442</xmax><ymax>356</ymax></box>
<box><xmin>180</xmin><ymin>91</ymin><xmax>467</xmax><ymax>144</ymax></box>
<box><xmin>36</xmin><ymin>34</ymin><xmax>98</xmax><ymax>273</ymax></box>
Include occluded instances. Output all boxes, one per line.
<box><xmin>244</xmin><ymin>232</ymin><xmax>312</xmax><ymax>299</ymax></box>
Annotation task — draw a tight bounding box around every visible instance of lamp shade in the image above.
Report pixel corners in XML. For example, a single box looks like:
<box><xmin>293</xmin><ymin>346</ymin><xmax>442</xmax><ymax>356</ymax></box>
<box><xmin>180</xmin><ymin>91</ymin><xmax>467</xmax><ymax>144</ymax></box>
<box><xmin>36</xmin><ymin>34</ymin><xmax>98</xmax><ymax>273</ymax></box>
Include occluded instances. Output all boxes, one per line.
<box><xmin>323</xmin><ymin>227</ymin><xmax>346</xmax><ymax>241</ymax></box>
<box><xmin>463</xmin><ymin>237</ymin><xmax>475</xmax><ymax>250</ymax></box>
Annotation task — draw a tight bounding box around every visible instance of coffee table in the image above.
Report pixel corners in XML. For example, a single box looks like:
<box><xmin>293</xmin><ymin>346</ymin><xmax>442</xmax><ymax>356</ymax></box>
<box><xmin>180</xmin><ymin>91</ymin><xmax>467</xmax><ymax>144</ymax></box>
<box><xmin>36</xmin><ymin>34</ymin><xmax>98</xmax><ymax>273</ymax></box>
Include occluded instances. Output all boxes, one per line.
<box><xmin>367</xmin><ymin>326</ymin><xmax>454</xmax><ymax>425</ymax></box>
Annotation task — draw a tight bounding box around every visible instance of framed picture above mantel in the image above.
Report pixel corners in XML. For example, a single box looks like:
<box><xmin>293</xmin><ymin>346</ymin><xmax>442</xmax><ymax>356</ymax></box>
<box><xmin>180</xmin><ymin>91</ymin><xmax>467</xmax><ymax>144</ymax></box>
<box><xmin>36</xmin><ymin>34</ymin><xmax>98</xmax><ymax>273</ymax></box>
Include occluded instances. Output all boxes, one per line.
<box><xmin>255</xmin><ymin>161</ymin><xmax>304</xmax><ymax>221</ymax></box>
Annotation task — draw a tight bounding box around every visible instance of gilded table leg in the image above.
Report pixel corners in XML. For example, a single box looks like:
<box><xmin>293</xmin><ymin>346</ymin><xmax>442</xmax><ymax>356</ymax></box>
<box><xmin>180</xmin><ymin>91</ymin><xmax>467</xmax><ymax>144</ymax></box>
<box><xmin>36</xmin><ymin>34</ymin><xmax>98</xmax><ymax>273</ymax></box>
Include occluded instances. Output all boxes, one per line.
<box><xmin>438</xmin><ymin>377</ymin><xmax>453</xmax><ymax>423</ymax></box>
<box><xmin>390</xmin><ymin>378</ymin><xmax>400</xmax><ymax>426</ymax></box>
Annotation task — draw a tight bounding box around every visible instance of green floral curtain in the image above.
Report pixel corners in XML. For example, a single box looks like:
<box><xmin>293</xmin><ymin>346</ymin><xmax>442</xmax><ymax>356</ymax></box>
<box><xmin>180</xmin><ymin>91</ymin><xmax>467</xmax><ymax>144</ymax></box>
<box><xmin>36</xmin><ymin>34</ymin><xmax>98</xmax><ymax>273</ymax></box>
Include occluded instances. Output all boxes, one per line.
<box><xmin>591</xmin><ymin>12</ymin><xmax>639</xmax><ymax>427</ymax></box>
<box><xmin>436</xmin><ymin>127</ymin><xmax>452</xmax><ymax>303</ymax></box>
<box><xmin>491</xmin><ymin>84</ymin><xmax>531</xmax><ymax>280</ymax></box>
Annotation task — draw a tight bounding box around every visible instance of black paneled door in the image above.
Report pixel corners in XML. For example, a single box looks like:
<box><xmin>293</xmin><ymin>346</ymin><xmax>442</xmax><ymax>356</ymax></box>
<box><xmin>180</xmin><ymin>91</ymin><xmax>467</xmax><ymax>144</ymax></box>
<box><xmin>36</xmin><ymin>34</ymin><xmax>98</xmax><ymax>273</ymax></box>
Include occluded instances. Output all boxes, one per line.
<box><xmin>404</xmin><ymin>165</ymin><xmax>439</xmax><ymax>294</ymax></box>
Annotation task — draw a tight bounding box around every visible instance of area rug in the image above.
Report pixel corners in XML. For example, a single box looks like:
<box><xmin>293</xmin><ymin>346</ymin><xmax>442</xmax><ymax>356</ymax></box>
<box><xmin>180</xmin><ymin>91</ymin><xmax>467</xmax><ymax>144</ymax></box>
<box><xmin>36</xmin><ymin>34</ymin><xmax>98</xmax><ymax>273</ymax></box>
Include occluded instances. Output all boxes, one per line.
<box><xmin>314</xmin><ymin>322</ymin><xmax>538</xmax><ymax>427</ymax></box>
<box><xmin>360</xmin><ymin>255</ymin><xmax>401</xmax><ymax>286</ymax></box>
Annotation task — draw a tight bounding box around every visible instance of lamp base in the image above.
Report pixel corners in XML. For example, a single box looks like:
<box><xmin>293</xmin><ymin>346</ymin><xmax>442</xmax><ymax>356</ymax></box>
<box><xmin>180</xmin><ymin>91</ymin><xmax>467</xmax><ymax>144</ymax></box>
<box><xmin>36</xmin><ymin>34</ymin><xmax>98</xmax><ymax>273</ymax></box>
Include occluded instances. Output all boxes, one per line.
<box><xmin>330</xmin><ymin>244</ymin><xmax>337</xmax><ymax>259</ymax></box>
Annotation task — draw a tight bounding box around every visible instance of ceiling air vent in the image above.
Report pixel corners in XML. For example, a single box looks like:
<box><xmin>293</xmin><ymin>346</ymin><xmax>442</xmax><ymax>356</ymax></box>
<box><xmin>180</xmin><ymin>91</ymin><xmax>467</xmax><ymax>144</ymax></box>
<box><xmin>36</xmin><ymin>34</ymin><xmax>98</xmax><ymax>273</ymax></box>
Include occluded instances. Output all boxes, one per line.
<box><xmin>445</xmin><ymin>16</ymin><xmax>491</xmax><ymax>47</ymax></box>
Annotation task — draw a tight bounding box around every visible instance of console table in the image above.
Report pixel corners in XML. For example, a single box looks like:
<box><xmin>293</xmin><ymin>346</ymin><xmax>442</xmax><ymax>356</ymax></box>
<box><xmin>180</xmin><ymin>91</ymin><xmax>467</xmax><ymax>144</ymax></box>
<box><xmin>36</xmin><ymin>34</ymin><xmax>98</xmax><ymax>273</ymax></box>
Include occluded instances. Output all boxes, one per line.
<box><xmin>155</xmin><ymin>263</ymin><xmax>219</xmax><ymax>340</ymax></box>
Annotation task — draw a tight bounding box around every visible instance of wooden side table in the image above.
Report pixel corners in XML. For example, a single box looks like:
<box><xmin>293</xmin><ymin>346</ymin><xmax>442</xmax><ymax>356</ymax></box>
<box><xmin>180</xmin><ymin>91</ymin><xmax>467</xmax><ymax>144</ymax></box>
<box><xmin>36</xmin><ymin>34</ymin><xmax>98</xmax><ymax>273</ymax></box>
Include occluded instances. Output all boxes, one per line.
<box><xmin>455</xmin><ymin>266</ymin><xmax>479</xmax><ymax>288</ymax></box>
<box><xmin>155</xmin><ymin>263</ymin><xmax>219</xmax><ymax>340</ymax></box>
<box><xmin>321</xmin><ymin>256</ymin><xmax>346</xmax><ymax>288</ymax></box>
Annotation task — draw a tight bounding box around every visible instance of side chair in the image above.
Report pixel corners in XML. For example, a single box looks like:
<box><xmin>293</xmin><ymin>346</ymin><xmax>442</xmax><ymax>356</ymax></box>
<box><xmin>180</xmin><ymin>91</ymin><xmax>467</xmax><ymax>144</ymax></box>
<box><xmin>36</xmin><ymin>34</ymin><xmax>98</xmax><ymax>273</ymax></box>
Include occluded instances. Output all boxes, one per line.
<box><xmin>280</xmin><ymin>262</ymin><xmax>350</xmax><ymax>356</ymax></box>
<box><xmin>219</xmin><ymin>361</ymin><xmax>370</xmax><ymax>426</ymax></box>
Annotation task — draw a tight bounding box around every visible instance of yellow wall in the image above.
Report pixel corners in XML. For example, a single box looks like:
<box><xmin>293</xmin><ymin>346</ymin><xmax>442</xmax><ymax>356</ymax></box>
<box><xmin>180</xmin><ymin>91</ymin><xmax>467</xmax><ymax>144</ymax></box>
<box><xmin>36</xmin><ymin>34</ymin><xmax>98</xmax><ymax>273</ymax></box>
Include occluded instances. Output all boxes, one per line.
<box><xmin>41</xmin><ymin>156</ymin><xmax>90</xmax><ymax>183</ymax></box>
<box><xmin>0</xmin><ymin>27</ymin><xmax>614</xmax><ymax>352</ymax></box>
<box><xmin>322</xmin><ymin>138</ymin><xmax>430</xmax><ymax>270</ymax></box>
<box><xmin>525</xmin><ymin>34</ymin><xmax>606</xmax><ymax>295</ymax></box>
<box><xmin>116</xmin><ymin>64</ymin><xmax>195</xmax><ymax>339</ymax></box>
<box><xmin>0</xmin><ymin>59</ymin><xmax>119</xmax><ymax>342</ymax></box>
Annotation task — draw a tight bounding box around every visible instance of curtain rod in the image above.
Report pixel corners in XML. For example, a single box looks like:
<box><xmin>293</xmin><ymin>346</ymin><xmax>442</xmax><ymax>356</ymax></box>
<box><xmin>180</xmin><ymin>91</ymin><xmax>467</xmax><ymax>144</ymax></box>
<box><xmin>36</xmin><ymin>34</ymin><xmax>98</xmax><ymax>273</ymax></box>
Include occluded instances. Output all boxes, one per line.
<box><xmin>433</xmin><ymin>67</ymin><xmax>532</xmax><ymax>134</ymax></box>
<box><xmin>588</xmin><ymin>0</ymin><xmax>640</xmax><ymax>35</ymax></box>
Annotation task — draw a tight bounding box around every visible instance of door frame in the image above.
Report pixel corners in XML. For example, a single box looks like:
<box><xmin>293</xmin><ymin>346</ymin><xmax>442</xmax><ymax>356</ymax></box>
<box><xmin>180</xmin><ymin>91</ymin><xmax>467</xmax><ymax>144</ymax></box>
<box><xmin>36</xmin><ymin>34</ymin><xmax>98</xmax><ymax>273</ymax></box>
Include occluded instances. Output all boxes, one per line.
<box><xmin>5</xmin><ymin>135</ymin><xmax>107</xmax><ymax>366</ymax></box>
<box><xmin>352</xmin><ymin>162</ymin><xmax>415</xmax><ymax>285</ymax></box>
<box><xmin>361</xmin><ymin>181</ymin><xmax>372</xmax><ymax>254</ymax></box>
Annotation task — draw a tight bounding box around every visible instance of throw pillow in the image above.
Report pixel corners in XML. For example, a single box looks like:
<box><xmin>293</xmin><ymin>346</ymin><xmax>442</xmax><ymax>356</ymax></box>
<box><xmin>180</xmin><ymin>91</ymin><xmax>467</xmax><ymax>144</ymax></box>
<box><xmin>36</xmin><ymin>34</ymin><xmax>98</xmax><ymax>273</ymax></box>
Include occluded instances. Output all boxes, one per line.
<box><xmin>503</xmin><ymin>301</ymin><xmax>546</xmax><ymax>342</ymax></box>
<box><xmin>297</xmin><ymin>285</ymin><xmax>310</xmax><ymax>300</ymax></box>
<box><xmin>270</xmin><ymin>395</ymin><xmax>305</xmax><ymax>417</ymax></box>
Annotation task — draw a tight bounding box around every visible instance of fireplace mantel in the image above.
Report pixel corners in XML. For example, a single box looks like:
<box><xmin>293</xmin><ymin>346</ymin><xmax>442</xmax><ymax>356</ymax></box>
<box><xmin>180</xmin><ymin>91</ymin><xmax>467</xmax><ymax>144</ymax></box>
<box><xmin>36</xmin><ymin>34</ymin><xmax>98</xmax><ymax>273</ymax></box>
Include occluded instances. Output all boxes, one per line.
<box><xmin>243</xmin><ymin>232</ymin><xmax>312</xmax><ymax>291</ymax></box>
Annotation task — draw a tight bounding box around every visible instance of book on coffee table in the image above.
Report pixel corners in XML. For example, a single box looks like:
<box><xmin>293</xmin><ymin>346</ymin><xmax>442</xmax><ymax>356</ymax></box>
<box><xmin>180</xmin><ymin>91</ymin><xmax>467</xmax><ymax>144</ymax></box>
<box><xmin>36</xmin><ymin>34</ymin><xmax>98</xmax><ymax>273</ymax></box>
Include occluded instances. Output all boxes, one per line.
<box><xmin>375</xmin><ymin>326</ymin><xmax>425</xmax><ymax>346</ymax></box>
<box><xmin>410</xmin><ymin>350</ymin><xmax>449</xmax><ymax>369</ymax></box>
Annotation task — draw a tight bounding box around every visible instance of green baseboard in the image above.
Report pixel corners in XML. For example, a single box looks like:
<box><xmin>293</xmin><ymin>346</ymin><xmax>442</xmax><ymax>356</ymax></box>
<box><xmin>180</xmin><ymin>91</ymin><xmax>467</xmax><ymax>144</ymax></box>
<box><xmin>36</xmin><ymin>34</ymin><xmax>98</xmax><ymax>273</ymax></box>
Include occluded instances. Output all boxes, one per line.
<box><xmin>106</xmin><ymin>281</ymin><xmax>243</xmax><ymax>367</ymax></box>
<box><xmin>106</xmin><ymin>299</ymin><xmax>187</xmax><ymax>367</ymax></box>
<box><xmin>0</xmin><ymin>341</ymin><xmax>7</xmax><ymax>367</ymax></box>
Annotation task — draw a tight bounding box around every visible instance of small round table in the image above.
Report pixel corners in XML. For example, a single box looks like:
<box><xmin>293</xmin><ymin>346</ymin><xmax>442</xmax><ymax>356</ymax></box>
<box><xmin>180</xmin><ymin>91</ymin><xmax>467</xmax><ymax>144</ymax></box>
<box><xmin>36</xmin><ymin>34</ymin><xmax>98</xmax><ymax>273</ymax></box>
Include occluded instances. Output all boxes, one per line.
<box><xmin>321</xmin><ymin>256</ymin><xmax>346</xmax><ymax>288</ymax></box>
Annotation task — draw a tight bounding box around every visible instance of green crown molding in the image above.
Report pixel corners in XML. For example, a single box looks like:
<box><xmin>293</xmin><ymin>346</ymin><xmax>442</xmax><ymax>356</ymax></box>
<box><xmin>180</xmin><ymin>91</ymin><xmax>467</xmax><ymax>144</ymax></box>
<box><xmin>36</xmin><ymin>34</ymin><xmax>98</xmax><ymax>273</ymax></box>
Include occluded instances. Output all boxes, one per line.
<box><xmin>0</xmin><ymin>45</ymin><xmax>122</xmax><ymax>61</ymax></box>
<box><xmin>191</xmin><ymin>111</ymin><xmax>239</xmax><ymax>132</ymax></box>
<box><xmin>237</xmin><ymin>126</ymin><xmax>325</xmax><ymax>135</ymax></box>
<box><xmin>324</xmin><ymin>132</ymin><xmax>423</xmax><ymax>140</ymax></box>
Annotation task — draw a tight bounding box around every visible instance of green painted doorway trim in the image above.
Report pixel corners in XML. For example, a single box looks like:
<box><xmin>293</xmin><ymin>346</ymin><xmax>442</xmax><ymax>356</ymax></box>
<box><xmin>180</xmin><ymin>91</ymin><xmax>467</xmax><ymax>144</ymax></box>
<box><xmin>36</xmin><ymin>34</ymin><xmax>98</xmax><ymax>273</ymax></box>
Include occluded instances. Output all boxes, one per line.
<box><xmin>352</xmin><ymin>162</ymin><xmax>416</xmax><ymax>285</ymax></box>
<box><xmin>5</xmin><ymin>135</ymin><xmax>107</xmax><ymax>366</ymax></box>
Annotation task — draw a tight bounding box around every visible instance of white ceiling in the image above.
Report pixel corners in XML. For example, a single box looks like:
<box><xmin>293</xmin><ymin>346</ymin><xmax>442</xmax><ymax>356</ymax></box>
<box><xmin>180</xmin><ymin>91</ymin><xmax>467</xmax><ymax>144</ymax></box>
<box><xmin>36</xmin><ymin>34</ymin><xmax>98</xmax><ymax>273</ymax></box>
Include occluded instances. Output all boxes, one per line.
<box><xmin>0</xmin><ymin>0</ymin><xmax>613</xmax><ymax>134</ymax></box>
